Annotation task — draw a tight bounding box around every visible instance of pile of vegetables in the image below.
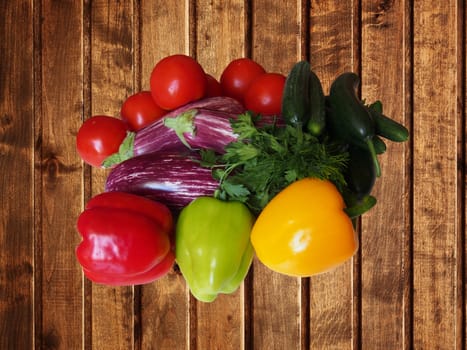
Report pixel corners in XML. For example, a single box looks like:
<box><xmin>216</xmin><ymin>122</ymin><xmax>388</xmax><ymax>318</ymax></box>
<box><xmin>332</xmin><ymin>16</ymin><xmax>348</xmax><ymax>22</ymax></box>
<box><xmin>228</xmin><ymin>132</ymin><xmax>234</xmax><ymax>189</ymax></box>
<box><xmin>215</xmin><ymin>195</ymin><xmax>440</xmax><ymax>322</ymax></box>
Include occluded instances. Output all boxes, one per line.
<box><xmin>75</xmin><ymin>54</ymin><xmax>409</xmax><ymax>302</ymax></box>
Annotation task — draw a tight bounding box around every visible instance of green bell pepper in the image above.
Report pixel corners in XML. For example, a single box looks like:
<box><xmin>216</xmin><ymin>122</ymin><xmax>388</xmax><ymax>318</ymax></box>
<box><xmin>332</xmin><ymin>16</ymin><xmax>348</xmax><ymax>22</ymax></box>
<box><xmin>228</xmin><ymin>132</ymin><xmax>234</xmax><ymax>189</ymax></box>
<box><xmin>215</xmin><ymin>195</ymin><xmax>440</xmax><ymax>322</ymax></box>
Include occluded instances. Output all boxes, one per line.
<box><xmin>175</xmin><ymin>197</ymin><xmax>255</xmax><ymax>302</ymax></box>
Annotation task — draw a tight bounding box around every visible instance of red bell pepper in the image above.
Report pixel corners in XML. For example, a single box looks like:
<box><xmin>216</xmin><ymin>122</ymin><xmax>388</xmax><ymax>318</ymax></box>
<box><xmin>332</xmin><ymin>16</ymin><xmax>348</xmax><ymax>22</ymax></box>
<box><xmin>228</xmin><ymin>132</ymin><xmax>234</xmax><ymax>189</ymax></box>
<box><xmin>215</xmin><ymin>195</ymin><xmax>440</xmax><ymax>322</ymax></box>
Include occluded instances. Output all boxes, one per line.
<box><xmin>76</xmin><ymin>191</ymin><xmax>174</xmax><ymax>286</ymax></box>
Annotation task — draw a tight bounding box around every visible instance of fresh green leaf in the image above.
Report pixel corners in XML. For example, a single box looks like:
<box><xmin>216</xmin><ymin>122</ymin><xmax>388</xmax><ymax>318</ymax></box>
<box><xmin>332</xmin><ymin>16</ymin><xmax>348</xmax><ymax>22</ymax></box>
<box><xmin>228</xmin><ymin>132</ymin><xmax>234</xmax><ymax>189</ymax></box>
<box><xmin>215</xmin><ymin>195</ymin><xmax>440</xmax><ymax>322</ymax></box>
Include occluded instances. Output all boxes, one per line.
<box><xmin>198</xmin><ymin>149</ymin><xmax>219</xmax><ymax>167</ymax></box>
<box><xmin>220</xmin><ymin>181</ymin><xmax>250</xmax><ymax>202</ymax></box>
<box><xmin>230</xmin><ymin>113</ymin><xmax>259</xmax><ymax>140</ymax></box>
<box><xmin>198</xmin><ymin>111</ymin><xmax>349</xmax><ymax>214</ymax></box>
<box><xmin>222</xmin><ymin>142</ymin><xmax>259</xmax><ymax>163</ymax></box>
<box><xmin>284</xmin><ymin>169</ymin><xmax>298</xmax><ymax>183</ymax></box>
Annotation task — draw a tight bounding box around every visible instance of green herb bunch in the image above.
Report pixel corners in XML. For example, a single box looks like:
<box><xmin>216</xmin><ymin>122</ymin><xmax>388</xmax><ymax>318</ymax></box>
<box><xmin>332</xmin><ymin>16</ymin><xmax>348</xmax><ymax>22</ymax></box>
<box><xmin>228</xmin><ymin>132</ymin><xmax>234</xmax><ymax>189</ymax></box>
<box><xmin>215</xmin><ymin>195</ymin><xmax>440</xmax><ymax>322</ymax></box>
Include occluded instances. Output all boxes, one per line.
<box><xmin>199</xmin><ymin>112</ymin><xmax>348</xmax><ymax>214</ymax></box>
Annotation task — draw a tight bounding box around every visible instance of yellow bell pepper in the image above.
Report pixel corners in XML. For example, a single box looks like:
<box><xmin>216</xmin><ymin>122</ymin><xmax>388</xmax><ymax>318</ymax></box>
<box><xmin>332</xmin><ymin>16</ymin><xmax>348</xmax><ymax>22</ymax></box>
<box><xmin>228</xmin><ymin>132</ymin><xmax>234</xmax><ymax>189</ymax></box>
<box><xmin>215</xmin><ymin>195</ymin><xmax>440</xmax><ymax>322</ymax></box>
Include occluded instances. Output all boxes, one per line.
<box><xmin>250</xmin><ymin>177</ymin><xmax>358</xmax><ymax>277</ymax></box>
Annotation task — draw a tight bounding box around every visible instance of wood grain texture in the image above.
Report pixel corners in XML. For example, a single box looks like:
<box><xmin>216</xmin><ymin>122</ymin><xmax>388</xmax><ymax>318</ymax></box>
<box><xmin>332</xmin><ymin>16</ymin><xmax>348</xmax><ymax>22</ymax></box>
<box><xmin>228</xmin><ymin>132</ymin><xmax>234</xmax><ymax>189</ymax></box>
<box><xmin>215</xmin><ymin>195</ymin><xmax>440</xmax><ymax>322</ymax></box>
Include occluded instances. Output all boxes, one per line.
<box><xmin>0</xmin><ymin>1</ymin><xmax>34</xmax><ymax>349</ymax></box>
<box><xmin>37</xmin><ymin>1</ymin><xmax>84</xmax><ymax>349</ymax></box>
<box><xmin>308</xmin><ymin>1</ymin><xmax>359</xmax><ymax>348</ymax></box>
<box><xmin>139</xmin><ymin>2</ymin><xmax>190</xmax><ymax>349</ymax></box>
<box><xmin>360</xmin><ymin>0</ymin><xmax>411</xmax><ymax>348</ymax></box>
<box><xmin>140</xmin><ymin>0</ymin><xmax>191</xmax><ymax>89</ymax></box>
<box><xmin>412</xmin><ymin>0</ymin><xmax>462</xmax><ymax>348</ymax></box>
<box><xmin>88</xmin><ymin>1</ymin><xmax>135</xmax><ymax>349</ymax></box>
<box><xmin>194</xmin><ymin>1</ymin><xmax>248</xmax><ymax>349</ymax></box>
<box><xmin>1</xmin><ymin>1</ymin><xmax>466</xmax><ymax>349</ymax></box>
<box><xmin>195</xmin><ymin>0</ymin><xmax>247</xmax><ymax>77</ymax></box>
<box><xmin>250</xmin><ymin>2</ymin><xmax>304</xmax><ymax>349</ymax></box>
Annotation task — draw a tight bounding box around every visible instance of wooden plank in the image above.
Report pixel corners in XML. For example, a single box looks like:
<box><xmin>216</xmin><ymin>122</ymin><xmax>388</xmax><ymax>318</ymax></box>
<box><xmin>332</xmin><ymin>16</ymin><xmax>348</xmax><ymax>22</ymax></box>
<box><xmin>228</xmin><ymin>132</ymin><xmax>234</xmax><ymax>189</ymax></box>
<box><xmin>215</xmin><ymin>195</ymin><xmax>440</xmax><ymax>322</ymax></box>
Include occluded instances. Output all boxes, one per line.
<box><xmin>139</xmin><ymin>1</ymin><xmax>190</xmax><ymax>348</ymax></box>
<box><xmin>2</xmin><ymin>1</ymin><xmax>466</xmax><ymax>348</ymax></box>
<box><xmin>140</xmin><ymin>0</ymin><xmax>193</xmax><ymax>87</ymax></box>
<box><xmin>195</xmin><ymin>0</ymin><xmax>247</xmax><ymax>78</ymax></box>
<box><xmin>412</xmin><ymin>1</ymin><xmax>462</xmax><ymax>348</ymax></box>
<box><xmin>360</xmin><ymin>0</ymin><xmax>411</xmax><ymax>348</ymax></box>
<box><xmin>0</xmin><ymin>1</ymin><xmax>34</xmax><ymax>349</ymax></box>
<box><xmin>194</xmin><ymin>1</ymin><xmax>248</xmax><ymax>349</ymax></box>
<box><xmin>88</xmin><ymin>1</ymin><xmax>135</xmax><ymax>349</ymax></box>
<box><xmin>38</xmin><ymin>1</ymin><xmax>84</xmax><ymax>349</ymax></box>
<box><xmin>310</xmin><ymin>0</ymin><xmax>360</xmax><ymax>81</ymax></box>
<box><xmin>308</xmin><ymin>1</ymin><xmax>359</xmax><ymax>348</ymax></box>
<box><xmin>250</xmin><ymin>1</ymin><xmax>305</xmax><ymax>349</ymax></box>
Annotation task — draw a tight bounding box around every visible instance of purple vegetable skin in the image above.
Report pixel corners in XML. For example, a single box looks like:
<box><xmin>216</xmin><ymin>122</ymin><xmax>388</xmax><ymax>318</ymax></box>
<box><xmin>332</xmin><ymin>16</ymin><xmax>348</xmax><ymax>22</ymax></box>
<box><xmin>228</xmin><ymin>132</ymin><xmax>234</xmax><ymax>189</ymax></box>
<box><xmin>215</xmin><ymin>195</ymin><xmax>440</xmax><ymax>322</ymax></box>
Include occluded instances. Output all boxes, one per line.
<box><xmin>134</xmin><ymin>108</ymin><xmax>238</xmax><ymax>156</ymax></box>
<box><xmin>105</xmin><ymin>151</ymin><xmax>219</xmax><ymax>210</ymax></box>
<box><xmin>132</xmin><ymin>105</ymin><xmax>284</xmax><ymax>157</ymax></box>
<box><xmin>100</xmin><ymin>96</ymin><xmax>285</xmax><ymax>168</ymax></box>
<box><xmin>162</xmin><ymin>96</ymin><xmax>245</xmax><ymax>117</ymax></box>
<box><xmin>136</xmin><ymin>96</ymin><xmax>244</xmax><ymax>154</ymax></box>
<box><xmin>102</xmin><ymin>97</ymin><xmax>245</xmax><ymax>168</ymax></box>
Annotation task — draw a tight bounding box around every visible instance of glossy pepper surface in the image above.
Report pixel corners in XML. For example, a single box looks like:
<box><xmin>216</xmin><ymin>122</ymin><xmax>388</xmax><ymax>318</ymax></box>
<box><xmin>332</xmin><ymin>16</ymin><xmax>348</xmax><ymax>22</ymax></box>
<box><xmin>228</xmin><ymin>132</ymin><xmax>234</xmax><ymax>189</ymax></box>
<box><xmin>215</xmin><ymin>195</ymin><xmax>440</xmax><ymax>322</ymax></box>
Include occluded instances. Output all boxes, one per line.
<box><xmin>251</xmin><ymin>178</ymin><xmax>358</xmax><ymax>277</ymax></box>
<box><xmin>76</xmin><ymin>191</ymin><xmax>174</xmax><ymax>286</ymax></box>
<box><xmin>175</xmin><ymin>197</ymin><xmax>254</xmax><ymax>302</ymax></box>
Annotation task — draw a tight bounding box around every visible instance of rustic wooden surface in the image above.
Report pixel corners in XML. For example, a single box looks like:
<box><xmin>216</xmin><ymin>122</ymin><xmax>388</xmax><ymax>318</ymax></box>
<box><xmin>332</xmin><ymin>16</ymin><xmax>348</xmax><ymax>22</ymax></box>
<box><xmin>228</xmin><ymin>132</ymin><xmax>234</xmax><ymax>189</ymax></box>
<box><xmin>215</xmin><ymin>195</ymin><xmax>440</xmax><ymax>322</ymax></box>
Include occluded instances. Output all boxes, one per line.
<box><xmin>0</xmin><ymin>0</ymin><xmax>465</xmax><ymax>349</ymax></box>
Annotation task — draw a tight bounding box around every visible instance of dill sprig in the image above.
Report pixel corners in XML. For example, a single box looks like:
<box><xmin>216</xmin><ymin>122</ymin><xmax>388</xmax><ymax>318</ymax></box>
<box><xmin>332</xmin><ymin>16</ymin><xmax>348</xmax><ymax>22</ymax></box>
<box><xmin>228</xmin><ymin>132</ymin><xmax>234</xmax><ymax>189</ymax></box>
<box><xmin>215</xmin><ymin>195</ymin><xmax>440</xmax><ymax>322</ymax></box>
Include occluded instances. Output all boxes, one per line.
<box><xmin>199</xmin><ymin>112</ymin><xmax>348</xmax><ymax>214</ymax></box>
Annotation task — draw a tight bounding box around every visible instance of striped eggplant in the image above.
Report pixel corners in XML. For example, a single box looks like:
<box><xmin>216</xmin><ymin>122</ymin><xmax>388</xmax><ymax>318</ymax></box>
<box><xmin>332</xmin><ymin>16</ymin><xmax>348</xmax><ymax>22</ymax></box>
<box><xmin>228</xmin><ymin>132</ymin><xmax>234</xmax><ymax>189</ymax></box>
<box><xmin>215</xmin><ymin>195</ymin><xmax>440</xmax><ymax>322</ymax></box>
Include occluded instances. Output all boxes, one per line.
<box><xmin>105</xmin><ymin>151</ymin><xmax>219</xmax><ymax>211</ymax></box>
<box><xmin>102</xmin><ymin>97</ymin><xmax>245</xmax><ymax>168</ymax></box>
<box><xmin>135</xmin><ymin>108</ymin><xmax>239</xmax><ymax>155</ymax></box>
<box><xmin>162</xmin><ymin>96</ymin><xmax>245</xmax><ymax>117</ymax></box>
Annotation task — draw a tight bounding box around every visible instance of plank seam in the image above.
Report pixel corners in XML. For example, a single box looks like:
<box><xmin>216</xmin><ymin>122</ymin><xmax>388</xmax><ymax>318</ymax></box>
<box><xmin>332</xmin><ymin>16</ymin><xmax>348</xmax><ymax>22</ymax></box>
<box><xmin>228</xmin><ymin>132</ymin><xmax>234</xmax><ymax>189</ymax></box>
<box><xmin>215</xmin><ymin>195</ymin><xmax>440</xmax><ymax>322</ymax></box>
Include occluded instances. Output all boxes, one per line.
<box><xmin>132</xmin><ymin>2</ymin><xmax>143</xmax><ymax>350</ymax></box>
<box><xmin>188</xmin><ymin>0</ymin><xmax>197</xmax><ymax>58</ymax></box>
<box><xmin>186</xmin><ymin>3</ymin><xmax>198</xmax><ymax>348</ymax></box>
<box><xmin>300</xmin><ymin>1</ymin><xmax>311</xmax><ymax>348</ymax></box>
<box><xmin>243</xmin><ymin>3</ymin><xmax>254</xmax><ymax>348</ymax></box>
<box><xmin>33</xmin><ymin>0</ymin><xmax>43</xmax><ymax>348</ymax></box>
<box><xmin>300</xmin><ymin>277</ymin><xmax>310</xmax><ymax>350</ymax></box>
<box><xmin>243</xmin><ymin>268</ymin><xmax>254</xmax><ymax>350</ymax></box>
<box><xmin>457</xmin><ymin>0</ymin><xmax>466</xmax><ymax>348</ymax></box>
<box><xmin>82</xmin><ymin>0</ymin><xmax>93</xmax><ymax>349</ymax></box>
<box><xmin>244</xmin><ymin>0</ymin><xmax>253</xmax><ymax>58</ymax></box>
<box><xmin>403</xmin><ymin>0</ymin><xmax>414</xmax><ymax>348</ymax></box>
<box><xmin>352</xmin><ymin>1</ymin><xmax>363</xmax><ymax>348</ymax></box>
<box><xmin>300</xmin><ymin>0</ymin><xmax>310</xmax><ymax>62</ymax></box>
<box><xmin>406</xmin><ymin>0</ymin><xmax>414</xmax><ymax>347</ymax></box>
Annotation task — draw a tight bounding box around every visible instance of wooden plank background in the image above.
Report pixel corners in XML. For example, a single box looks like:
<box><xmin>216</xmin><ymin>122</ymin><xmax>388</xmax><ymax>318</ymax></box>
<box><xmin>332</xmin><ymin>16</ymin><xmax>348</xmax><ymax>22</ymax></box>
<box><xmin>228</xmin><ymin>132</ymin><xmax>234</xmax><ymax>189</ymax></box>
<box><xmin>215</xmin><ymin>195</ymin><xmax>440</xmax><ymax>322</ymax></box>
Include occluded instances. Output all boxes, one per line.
<box><xmin>0</xmin><ymin>0</ymin><xmax>464</xmax><ymax>349</ymax></box>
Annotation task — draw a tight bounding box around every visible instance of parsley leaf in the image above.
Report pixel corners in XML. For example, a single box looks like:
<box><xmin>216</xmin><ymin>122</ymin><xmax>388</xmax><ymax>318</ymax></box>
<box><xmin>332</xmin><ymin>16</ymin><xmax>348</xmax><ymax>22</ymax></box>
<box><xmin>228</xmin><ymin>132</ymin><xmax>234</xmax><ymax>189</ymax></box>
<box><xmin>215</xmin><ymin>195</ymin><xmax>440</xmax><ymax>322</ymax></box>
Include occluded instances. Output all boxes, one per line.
<box><xmin>199</xmin><ymin>112</ymin><xmax>349</xmax><ymax>214</ymax></box>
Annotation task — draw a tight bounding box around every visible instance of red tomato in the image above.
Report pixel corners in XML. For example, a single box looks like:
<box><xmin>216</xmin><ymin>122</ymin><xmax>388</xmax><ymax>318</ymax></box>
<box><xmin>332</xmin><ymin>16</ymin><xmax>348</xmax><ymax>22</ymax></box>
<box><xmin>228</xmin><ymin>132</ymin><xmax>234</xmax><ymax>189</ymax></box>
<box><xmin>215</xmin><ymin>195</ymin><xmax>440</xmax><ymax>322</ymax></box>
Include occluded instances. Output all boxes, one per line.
<box><xmin>220</xmin><ymin>58</ymin><xmax>266</xmax><ymax>104</ymax></box>
<box><xmin>244</xmin><ymin>73</ymin><xmax>286</xmax><ymax>115</ymax></box>
<box><xmin>205</xmin><ymin>74</ymin><xmax>222</xmax><ymax>97</ymax></box>
<box><xmin>120</xmin><ymin>91</ymin><xmax>167</xmax><ymax>131</ymax></box>
<box><xmin>150</xmin><ymin>54</ymin><xmax>207</xmax><ymax>110</ymax></box>
<box><xmin>76</xmin><ymin>116</ymin><xmax>128</xmax><ymax>168</ymax></box>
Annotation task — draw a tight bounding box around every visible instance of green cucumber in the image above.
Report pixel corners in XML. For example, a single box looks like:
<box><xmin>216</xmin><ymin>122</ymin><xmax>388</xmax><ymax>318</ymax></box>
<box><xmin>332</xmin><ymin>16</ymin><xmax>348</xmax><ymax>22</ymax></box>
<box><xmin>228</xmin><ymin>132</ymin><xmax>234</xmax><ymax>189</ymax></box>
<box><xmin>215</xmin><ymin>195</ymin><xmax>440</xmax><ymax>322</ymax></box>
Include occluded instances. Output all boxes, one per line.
<box><xmin>368</xmin><ymin>100</ymin><xmax>383</xmax><ymax>114</ymax></box>
<box><xmin>368</xmin><ymin>107</ymin><xmax>409</xmax><ymax>142</ymax></box>
<box><xmin>373</xmin><ymin>135</ymin><xmax>387</xmax><ymax>154</ymax></box>
<box><xmin>327</xmin><ymin>98</ymin><xmax>385</xmax><ymax>154</ymax></box>
<box><xmin>336</xmin><ymin>133</ymin><xmax>386</xmax><ymax>155</ymax></box>
<box><xmin>344</xmin><ymin>194</ymin><xmax>377</xmax><ymax>219</ymax></box>
<box><xmin>327</xmin><ymin>72</ymin><xmax>381</xmax><ymax>177</ymax></box>
<box><xmin>306</xmin><ymin>70</ymin><xmax>326</xmax><ymax>136</ymax></box>
<box><xmin>281</xmin><ymin>61</ymin><xmax>311</xmax><ymax>127</ymax></box>
<box><xmin>344</xmin><ymin>144</ymin><xmax>377</xmax><ymax>200</ymax></box>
